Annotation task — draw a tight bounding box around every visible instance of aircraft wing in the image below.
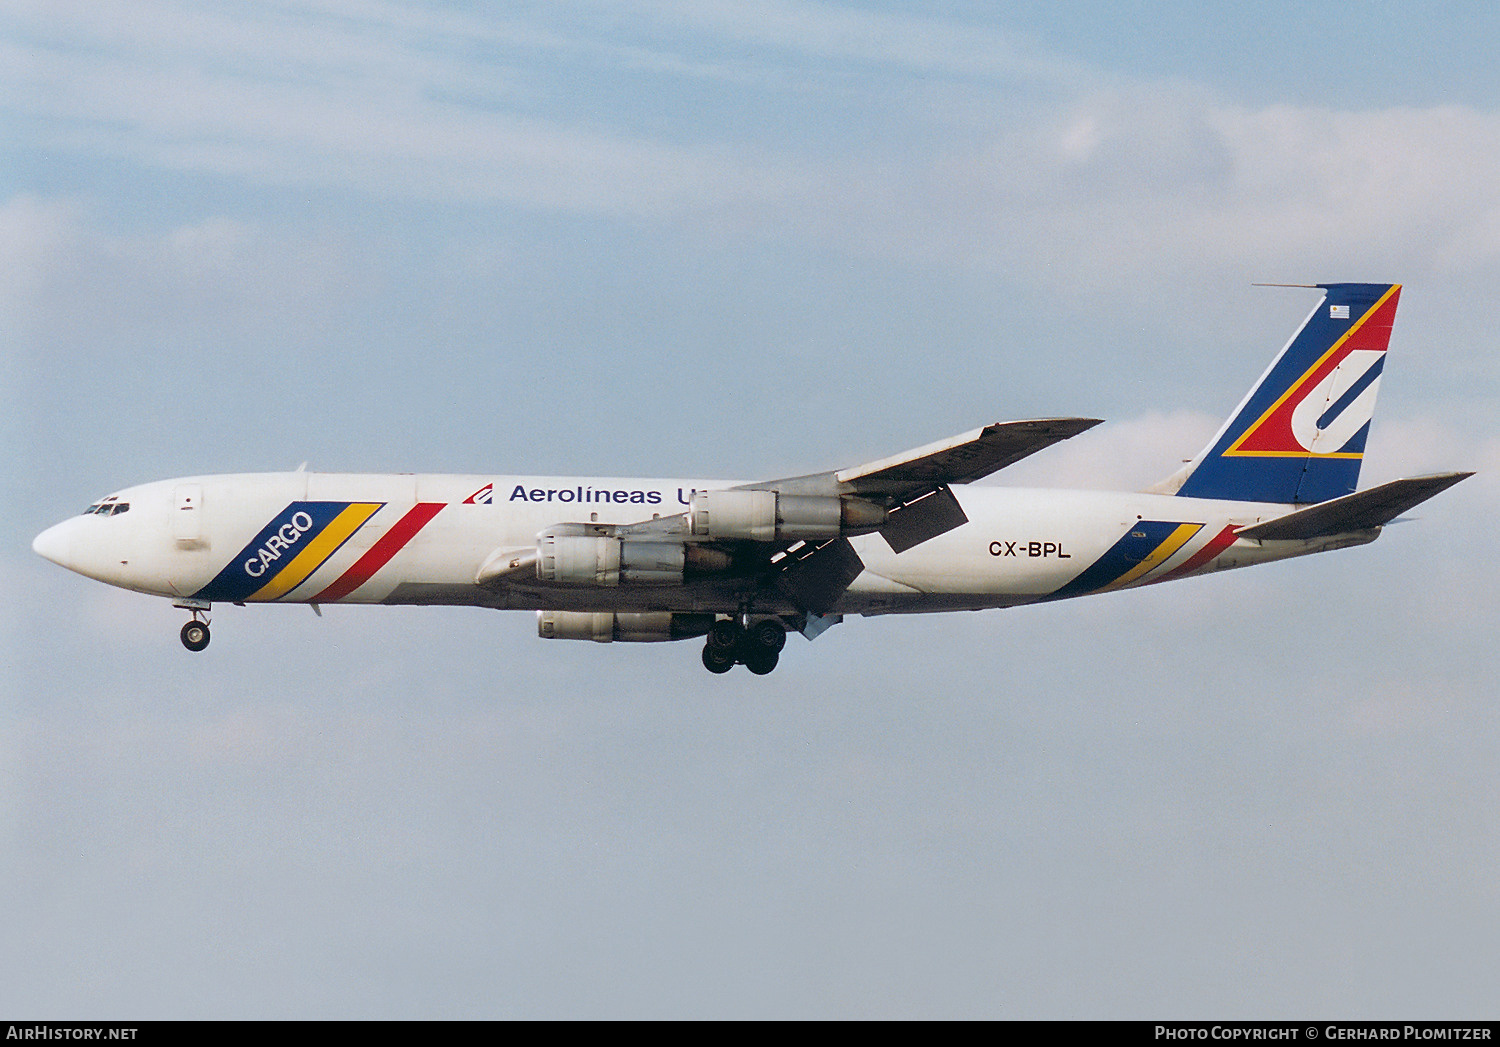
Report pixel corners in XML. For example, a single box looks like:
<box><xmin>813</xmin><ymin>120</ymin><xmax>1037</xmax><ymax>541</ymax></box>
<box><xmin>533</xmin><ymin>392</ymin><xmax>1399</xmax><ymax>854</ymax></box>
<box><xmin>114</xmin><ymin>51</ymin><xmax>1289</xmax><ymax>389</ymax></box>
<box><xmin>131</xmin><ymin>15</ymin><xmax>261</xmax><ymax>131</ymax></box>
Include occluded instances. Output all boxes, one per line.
<box><xmin>729</xmin><ymin>417</ymin><xmax>1103</xmax><ymax>608</ymax></box>
<box><xmin>829</xmin><ymin>417</ymin><xmax>1102</xmax><ymax>554</ymax></box>
<box><xmin>834</xmin><ymin>417</ymin><xmax>1104</xmax><ymax>500</ymax></box>
<box><xmin>1234</xmin><ymin>472</ymin><xmax>1473</xmax><ymax>541</ymax></box>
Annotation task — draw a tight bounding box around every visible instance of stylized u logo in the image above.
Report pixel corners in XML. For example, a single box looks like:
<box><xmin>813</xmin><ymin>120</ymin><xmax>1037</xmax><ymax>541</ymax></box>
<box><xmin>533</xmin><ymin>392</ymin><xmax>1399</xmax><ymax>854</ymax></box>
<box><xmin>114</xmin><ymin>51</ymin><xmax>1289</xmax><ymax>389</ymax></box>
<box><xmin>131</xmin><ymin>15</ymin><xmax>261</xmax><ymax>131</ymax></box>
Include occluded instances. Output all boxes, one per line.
<box><xmin>1289</xmin><ymin>349</ymin><xmax>1384</xmax><ymax>453</ymax></box>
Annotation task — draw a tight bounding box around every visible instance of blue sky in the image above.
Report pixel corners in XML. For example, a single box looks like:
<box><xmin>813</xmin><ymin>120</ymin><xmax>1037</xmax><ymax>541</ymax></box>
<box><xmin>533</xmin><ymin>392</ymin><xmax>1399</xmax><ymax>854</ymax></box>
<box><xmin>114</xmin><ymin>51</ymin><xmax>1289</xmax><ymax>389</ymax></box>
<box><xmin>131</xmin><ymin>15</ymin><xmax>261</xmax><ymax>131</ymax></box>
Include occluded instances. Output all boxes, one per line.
<box><xmin>4</xmin><ymin>0</ymin><xmax>1498</xmax><ymax>1018</ymax></box>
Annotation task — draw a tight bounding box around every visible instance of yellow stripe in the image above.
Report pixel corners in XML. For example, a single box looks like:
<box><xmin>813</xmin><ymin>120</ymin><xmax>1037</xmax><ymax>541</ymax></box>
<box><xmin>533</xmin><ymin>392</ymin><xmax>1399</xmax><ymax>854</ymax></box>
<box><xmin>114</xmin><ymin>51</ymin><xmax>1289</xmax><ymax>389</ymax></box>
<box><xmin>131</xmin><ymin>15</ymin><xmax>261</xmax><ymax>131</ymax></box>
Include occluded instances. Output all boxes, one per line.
<box><xmin>248</xmin><ymin>503</ymin><xmax>382</xmax><ymax>601</ymax></box>
<box><xmin>1224</xmin><ymin>284</ymin><xmax>1399</xmax><ymax>457</ymax></box>
<box><xmin>1225</xmin><ymin>449</ymin><xmax>1363</xmax><ymax>459</ymax></box>
<box><xmin>1104</xmin><ymin>523</ymin><xmax>1202</xmax><ymax>591</ymax></box>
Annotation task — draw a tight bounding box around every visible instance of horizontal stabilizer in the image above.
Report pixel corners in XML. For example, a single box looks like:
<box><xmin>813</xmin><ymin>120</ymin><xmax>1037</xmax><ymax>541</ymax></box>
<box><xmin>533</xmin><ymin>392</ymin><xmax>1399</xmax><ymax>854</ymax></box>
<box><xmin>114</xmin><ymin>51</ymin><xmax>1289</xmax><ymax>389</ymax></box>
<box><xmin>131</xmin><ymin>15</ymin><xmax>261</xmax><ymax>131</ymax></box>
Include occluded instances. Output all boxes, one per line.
<box><xmin>1234</xmin><ymin>472</ymin><xmax>1472</xmax><ymax>541</ymax></box>
<box><xmin>837</xmin><ymin>417</ymin><xmax>1102</xmax><ymax>500</ymax></box>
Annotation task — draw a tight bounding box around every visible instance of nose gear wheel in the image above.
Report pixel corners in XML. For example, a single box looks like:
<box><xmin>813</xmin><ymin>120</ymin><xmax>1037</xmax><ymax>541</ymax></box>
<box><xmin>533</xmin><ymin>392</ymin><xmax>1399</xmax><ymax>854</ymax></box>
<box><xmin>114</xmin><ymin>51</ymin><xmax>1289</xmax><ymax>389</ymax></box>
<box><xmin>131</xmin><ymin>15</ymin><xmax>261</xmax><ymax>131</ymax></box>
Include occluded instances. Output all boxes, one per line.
<box><xmin>180</xmin><ymin>619</ymin><xmax>210</xmax><ymax>652</ymax></box>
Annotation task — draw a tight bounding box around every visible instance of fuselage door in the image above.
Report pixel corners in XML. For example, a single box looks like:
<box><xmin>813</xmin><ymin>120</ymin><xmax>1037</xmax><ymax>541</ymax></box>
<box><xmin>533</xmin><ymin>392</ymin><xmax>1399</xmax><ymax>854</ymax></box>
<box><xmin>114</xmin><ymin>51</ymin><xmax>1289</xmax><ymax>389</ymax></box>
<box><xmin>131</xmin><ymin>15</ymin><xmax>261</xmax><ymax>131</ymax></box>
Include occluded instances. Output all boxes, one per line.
<box><xmin>173</xmin><ymin>483</ymin><xmax>205</xmax><ymax>548</ymax></box>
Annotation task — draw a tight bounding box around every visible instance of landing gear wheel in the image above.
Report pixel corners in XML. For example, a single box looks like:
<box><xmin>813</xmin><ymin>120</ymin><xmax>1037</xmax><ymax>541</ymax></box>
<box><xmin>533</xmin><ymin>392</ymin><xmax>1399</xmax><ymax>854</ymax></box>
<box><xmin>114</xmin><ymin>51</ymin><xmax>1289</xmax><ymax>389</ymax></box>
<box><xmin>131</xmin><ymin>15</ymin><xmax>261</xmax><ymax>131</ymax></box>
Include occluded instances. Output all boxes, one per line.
<box><xmin>702</xmin><ymin>643</ymin><xmax>736</xmax><ymax>674</ymax></box>
<box><xmin>180</xmin><ymin>620</ymin><xmax>211</xmax><ymax>652</ymax></box>
<box><xmin>747</xmin><ymin>619</ymin><xmax>787</xmax><ymax>653</ymax></box>
<box><xmin>743</xmin><ymin>649</ymin><xmax>779</xmax><ymax>675</ymax></box>
<box><xmin>706</xmin><ymin>618</ymin><xmax>743</xmax><ymax>651</ymax></box>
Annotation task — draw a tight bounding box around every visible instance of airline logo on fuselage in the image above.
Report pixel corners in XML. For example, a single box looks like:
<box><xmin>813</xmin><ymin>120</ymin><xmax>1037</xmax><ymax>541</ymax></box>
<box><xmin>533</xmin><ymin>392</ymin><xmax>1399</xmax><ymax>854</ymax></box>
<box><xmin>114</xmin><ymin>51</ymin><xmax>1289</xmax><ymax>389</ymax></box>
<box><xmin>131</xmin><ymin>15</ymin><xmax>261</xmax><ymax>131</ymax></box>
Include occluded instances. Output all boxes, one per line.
<box><xmin>464</xmin><ymin>483</ymin><xmax>707</xmax><ymax>507</ymax></box>
<box><xmin>508</xmin><ymin>485</ymin><xmax>665</xmax><ymax>505</ymax></box>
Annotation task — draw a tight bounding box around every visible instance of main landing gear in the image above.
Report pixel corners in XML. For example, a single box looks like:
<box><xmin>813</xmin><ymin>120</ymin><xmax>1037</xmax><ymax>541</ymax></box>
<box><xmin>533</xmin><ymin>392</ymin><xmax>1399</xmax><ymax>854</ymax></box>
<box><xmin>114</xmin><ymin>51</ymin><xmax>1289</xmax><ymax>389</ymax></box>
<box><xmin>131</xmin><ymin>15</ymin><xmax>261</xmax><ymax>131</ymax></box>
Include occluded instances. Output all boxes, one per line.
<box><xmin>701</xmin><ymin>617</ymin><xmax>787</xmax><ymax>675</ymax></box>
<box><xmin>176</xmin><ymin>603</ymin><xmax>211</xmax><ymax>652</ymax></box>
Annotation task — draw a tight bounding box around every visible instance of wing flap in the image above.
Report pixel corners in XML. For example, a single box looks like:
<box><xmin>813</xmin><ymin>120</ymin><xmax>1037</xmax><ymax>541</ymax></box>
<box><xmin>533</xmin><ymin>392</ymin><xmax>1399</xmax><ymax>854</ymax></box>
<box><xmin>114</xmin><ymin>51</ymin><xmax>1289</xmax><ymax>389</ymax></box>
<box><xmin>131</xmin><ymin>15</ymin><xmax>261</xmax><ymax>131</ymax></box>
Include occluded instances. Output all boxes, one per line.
<box><xmin>1235</xmin><ymin>472</ymin><xmax>1472</xmax><ymax>541</ymax></box>
<box><xmin>879</xmin><ymin>485</ymin><xmax>970</xmax><ymax>553</ymax></box>
<box><xmin>776</xmin><ymin>538</ymin><xmax>866</xmax><ymax>615</ymax></box>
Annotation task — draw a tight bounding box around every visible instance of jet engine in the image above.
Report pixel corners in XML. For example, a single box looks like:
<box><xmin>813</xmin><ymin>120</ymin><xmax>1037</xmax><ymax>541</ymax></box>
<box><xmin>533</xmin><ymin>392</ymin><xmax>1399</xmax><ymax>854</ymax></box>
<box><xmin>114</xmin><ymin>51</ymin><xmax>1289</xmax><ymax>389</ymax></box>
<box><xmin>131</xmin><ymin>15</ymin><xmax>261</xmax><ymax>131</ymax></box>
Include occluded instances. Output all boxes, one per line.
<box><xmin>536</xmin><ymin>529</ymin><xmax>731</xmax><ymax>586</ymax></box>
<box><xmin>688</xmin><ymin>490</ymin><xmax>885</xmax><ymax>541</ymax></box>
<box><xmin>537</xmin><ymin>611</ymin><xmax>715</xmax><ymax>643</ymax></box>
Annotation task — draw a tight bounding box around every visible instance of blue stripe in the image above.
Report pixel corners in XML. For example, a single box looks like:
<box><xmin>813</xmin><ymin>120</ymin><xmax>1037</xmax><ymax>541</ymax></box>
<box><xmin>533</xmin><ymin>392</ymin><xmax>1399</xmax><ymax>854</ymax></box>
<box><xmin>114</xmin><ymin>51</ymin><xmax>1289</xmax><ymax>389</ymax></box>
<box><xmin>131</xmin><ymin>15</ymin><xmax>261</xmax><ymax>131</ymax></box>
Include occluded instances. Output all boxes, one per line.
<box><xmin>1333</xmin><ymin>419</ymin><xmax>1372</xmax><ymax>457</ymax></box>
<box><xmin>193</xmin><ymin>502</ymin><xmax>352</xmax><ymax>602</ymax></box>
<box><xmin>1044</xmin><ymin>520</ymin><xmax>1182</xmax><ymax>601</ymax></box>
<box><xmin>1316</xmin><ymin>354</ymin><xmax>1383</xmax><ymax>429</ymax></box>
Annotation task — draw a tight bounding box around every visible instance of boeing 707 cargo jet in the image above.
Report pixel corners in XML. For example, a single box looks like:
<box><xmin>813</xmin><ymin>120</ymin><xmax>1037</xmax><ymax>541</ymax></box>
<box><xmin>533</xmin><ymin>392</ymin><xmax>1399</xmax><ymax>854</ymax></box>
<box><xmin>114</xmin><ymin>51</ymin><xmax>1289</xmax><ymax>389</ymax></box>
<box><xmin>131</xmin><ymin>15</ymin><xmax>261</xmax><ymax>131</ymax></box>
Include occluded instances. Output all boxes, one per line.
<box><xmin>33</xmin><ymin>283</ymin><xmax>1470</xmax><ymax>674</ymax></box>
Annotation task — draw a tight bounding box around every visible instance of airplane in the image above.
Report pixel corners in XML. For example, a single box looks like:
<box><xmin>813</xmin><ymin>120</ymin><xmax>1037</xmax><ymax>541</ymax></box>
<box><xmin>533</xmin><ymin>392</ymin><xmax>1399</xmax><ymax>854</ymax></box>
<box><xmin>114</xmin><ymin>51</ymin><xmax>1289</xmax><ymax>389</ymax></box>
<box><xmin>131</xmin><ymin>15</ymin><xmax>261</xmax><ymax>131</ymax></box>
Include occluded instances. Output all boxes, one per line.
<box><xmin>33</xmin><ymin>282</ymin><xmax>1471</xmax><ymax>675</ymax></box>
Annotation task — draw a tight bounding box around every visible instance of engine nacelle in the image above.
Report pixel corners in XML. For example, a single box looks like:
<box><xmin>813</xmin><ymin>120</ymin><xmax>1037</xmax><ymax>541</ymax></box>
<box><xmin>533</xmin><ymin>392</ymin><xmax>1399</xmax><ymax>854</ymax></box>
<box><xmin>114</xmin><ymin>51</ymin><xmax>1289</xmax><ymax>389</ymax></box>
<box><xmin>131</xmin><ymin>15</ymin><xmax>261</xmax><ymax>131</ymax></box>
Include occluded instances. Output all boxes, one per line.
<box><xmin>537</xmin><ymin>611</ymin><xmax>715</xmax><ymax>643</ymax></box>
<box><xmin>536</xmin><ymin>530</ymin><xmax>730</xmax><ymax>586</ymax></box>
<box><xmin>688</xmin><ymin>490</ymin><xmax>885</xmax><ymax>541</ymax></box>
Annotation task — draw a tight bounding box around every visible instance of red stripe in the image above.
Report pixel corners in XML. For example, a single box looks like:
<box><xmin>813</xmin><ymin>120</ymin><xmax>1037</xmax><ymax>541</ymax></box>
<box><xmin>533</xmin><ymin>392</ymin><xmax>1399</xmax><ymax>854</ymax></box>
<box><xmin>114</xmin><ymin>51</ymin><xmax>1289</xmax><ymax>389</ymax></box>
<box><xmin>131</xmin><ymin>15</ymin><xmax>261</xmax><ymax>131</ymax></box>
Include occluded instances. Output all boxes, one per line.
<box><xmin>310</xmin><ymin>502</ymin><xmax>445</xmax><ymax>602</ymax></box>
<box><xmin>1155</xmin><ymin>524</ymin><xmax>1239</xmax><ymax>584</ymax></box>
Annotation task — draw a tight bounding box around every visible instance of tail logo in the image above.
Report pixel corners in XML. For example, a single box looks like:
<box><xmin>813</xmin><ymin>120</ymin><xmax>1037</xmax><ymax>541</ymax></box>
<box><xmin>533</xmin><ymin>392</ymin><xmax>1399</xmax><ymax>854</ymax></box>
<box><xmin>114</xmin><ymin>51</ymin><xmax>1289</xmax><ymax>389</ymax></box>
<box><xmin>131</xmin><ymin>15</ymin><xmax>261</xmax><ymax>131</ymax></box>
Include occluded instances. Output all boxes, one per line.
<box><xmin>1287</xmin><ymin>349</ymin><xmax>1384</xmax><ymax>453</ymax></box>
<box><xmin>1223</xmin><ymin>286</ymin><xmax>1398</xmax><ymax>461</ymax></box>
<box><xmin>1174</xmin><ymin>282</ymin><xmax>1400</xmax><ymax>504</ymax></box>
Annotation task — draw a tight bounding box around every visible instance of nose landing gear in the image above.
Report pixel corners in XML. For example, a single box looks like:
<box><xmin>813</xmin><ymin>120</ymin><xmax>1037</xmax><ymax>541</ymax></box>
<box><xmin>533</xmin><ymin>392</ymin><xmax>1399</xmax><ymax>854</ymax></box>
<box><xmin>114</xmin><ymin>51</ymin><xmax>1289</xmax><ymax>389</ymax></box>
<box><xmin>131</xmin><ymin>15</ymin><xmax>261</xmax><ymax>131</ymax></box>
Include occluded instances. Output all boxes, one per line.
<box><xmin>174</xmin><ymin>601</ymin><xmax>212</xmax><ymax>652</ymax></box>
<box><xmin>180</xmin><ymin>619</ymin><xmax>210</xmax><ymax>652</ymax></box>
<box><xmin>701</xmin><ymin>616</ymin><xmax>787</xmax><ymax>675</ymax></box>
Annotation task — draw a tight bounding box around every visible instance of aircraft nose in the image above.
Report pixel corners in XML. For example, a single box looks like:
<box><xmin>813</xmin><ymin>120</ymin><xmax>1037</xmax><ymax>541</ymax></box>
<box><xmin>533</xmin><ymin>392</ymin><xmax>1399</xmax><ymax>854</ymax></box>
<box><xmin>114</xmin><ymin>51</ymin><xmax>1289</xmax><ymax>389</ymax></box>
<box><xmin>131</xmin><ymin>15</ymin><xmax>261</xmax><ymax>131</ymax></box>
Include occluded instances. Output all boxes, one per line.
<box><xmin>32</xmin><ymin>520</ymin><xmax>74</xmax><ymax>568</ymax></box>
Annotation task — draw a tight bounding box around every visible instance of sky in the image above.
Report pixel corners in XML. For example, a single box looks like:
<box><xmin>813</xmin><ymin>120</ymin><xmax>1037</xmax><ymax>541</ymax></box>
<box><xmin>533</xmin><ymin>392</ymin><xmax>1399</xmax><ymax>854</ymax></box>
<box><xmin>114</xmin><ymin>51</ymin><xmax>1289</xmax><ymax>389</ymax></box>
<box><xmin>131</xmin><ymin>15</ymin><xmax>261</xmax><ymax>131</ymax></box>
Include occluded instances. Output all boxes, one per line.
<box><xmin>2</xmin><ymin>0</ymin><xmax>1497</xmax><ymax>1019</ymax></box>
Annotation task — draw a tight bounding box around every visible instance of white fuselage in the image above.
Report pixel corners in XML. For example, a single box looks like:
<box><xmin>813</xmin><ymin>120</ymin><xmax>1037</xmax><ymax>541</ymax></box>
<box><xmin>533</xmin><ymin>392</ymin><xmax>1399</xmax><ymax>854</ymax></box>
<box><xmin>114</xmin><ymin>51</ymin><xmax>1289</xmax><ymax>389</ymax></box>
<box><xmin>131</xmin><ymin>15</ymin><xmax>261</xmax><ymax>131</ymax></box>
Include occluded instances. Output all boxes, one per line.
<box><xmin>32</xmin><ymin>471</ymin><xmax>1371</xmax><ymax>617</ymax></box>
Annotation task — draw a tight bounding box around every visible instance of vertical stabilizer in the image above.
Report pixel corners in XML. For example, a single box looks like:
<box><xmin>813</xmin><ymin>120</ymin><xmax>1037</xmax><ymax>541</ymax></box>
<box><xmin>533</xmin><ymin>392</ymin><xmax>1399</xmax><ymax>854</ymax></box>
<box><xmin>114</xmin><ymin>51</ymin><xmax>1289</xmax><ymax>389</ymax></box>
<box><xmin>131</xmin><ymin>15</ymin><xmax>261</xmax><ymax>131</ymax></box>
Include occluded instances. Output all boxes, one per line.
<box><xmin>1174</xmin><ymin>283</ymin><xmax>1400</xmax><ymax>504</ymax></box>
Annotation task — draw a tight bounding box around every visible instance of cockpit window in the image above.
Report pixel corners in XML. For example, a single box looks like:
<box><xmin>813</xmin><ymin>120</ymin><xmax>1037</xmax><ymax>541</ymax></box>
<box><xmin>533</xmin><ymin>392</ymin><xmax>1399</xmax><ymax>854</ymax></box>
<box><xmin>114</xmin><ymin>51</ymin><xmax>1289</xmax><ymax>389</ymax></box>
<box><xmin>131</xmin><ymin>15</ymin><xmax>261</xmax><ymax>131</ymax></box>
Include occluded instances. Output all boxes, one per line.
<box><xmin>83</xmin><ymin>497</ymin><xmax>129</xmax><ymax>517</ymax></box>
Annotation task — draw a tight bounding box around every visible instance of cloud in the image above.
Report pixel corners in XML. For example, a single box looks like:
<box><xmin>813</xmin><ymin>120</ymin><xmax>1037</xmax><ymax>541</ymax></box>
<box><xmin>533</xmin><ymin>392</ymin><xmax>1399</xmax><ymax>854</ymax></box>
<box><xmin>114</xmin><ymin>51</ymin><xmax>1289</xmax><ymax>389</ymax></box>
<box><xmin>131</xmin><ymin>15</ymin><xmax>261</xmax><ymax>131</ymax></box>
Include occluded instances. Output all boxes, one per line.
<box><xmin>995</xmin><ymin>409</ymin><xmax>1218</xmax><ymax>492</ymax></box>
<box><xmin>631</xmin><ymin>0</ymin><xmax>1092</xmax><ymax>86</ymax></box>
<box><xmin>1365</xmin><ymin>415</ymin><xmax>1498</xmax><ymax>486</ymax></box>
<box><xmin>0</xmin><ymin>195</ymin><xmax>83</xmax><ymax>327</ymax></box>
<box><xmin>7</xmin><ymin>0</ymin><xmax>1500</xmax><ymax>300</ymax></box>
<box><xmin>2</xmin><ymin>0</ymin><xmax>812</xmax><ymax>216</ymax></box>
<box><xmin>0</xmin><ymin>194</ymin><xmax>362</xmax><ymax>351</ymax></box>
<box><xmin>817</xmin><ymin>86</ymin><xmax>1500</xmax><ymax>294</ymax></box>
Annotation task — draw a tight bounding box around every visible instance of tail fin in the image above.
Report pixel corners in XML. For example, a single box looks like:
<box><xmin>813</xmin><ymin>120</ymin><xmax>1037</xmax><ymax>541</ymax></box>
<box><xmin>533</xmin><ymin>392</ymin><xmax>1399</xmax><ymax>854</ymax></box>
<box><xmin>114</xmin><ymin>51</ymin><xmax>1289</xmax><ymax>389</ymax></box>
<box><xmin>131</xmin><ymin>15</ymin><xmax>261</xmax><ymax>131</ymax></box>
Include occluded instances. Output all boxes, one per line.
<box><xmin>1173</xmin><ymin>282</ymin><xmax>1401</xmax><ymax>504</ymax></box>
